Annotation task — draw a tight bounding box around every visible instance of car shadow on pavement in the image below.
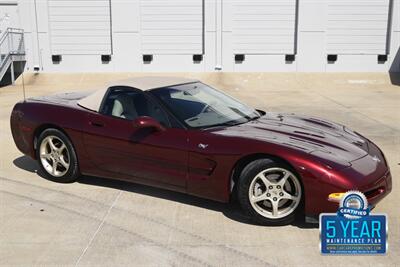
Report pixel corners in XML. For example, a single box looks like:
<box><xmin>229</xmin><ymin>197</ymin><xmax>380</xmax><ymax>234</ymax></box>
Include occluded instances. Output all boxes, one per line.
<box><xmin>389</xmin><ymin>71</ymin><xmax>400</xmax><ymax>86</ymax></box>
<box><xmin>389</xmin><ymin>47</ymin><xmax>400</xmax><ymax>86</ymax></box>
<box><xmin>13</xmin><ymin>155</ymin><xmax>317</xmax><ymax>229</ymax></box>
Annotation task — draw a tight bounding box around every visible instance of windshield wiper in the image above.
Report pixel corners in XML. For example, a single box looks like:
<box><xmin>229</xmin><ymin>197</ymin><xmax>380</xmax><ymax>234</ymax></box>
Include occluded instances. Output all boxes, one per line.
<box><xmin>248</xmin><ymin>114</ymin><xmax>261</xmax><ymax>121</ymax></box>
<box><xmin>242</xmin><ymin>113</ymin><xmax>261</xmax><ymax>122</ymax></box>
<box><xmin>203</xmin><ymin>120</ymin><xmax>243</xmax><ymax>129</ymax></box>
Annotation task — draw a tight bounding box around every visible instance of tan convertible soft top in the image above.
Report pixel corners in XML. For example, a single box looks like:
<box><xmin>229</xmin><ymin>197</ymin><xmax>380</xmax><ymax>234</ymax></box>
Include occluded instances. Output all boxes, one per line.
<box><xmin>78</xmin><ymin>76</ymin><xmax>198</xmax><ymax>112</ymax></box>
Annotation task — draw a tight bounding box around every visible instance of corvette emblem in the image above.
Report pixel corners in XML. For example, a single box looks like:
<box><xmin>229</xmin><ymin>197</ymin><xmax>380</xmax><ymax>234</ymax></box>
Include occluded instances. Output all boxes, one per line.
<box><xmin>198</xmin><ymin>143</ymin><xmax>209</xmax><ymax>149</ymax></box>
<box><xmin>372</xmin><ymin>155</ymin><xmax>381</xmax><ymax>163</ymax></box>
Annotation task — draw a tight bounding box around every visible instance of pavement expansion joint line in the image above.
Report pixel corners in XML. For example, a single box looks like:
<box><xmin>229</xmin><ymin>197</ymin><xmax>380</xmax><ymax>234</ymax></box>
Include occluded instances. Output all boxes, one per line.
<box><xmin>73</xmin><ymin>190</ymin><xmax>123</xmax><ymax>267</ymax></box>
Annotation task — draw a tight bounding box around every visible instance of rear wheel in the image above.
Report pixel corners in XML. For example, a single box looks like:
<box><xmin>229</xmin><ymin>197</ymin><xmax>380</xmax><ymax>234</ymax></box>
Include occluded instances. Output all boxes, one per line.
<box><xmin>36</xmin><ymin>128</ymin><xmax>80</xmax><ymax>183</ymax></box>
<box><xmin>237</xmin><ymin>159</ymin><xmax>303</xmax><ymax>225</ymax></box>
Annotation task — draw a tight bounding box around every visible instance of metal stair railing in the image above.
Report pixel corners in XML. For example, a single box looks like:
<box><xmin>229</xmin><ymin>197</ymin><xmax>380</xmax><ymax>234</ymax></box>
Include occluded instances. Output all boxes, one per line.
<box><xmin>0</xmin><ymin>28</ymin><xmax>25</xmax><ymax>84</ymax></box>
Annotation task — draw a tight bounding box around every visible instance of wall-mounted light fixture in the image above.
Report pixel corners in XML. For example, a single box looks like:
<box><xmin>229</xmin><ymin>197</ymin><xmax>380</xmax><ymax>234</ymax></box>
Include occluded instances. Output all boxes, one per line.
<box><xmin>101</xmin><ymin>54</ymin><xmax>112</xmax><ymax>63</ymax></box>
<box><xmin>377</xmin><ymin>55</ymin><xmax>388</xmax><ymax>63</ymax></box>
<box><xmin>143</xmin><ymin>54</ymin><xmax>153</xmax><ymax>63</ymax></box>
<box><xmin>235</xmin><ymin>54</ymin><xmax>245</xmax><ymax>63</ymax></box>
<box><xmin>193</xmin><ymin>54</ymin><xmax>203</xmax><ymax>62</ymax></box>
<box><xmin>285</xmin><ymin>54</ymin><xmax>295</xmax><ymax>62</ymax></box>
<box><xmin>52</xmin><ymin>55</ymin><xmax>62</xmax><ymax>64</ymax></box>
<box><xmin>327</xmin><ymin>54</ymin><xmax>337</xmax><ymax>63</ymax></box>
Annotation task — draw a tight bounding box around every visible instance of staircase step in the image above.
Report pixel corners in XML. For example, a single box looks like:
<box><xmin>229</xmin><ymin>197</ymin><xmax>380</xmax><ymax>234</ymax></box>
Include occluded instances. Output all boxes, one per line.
<box><xmin>1</xmin><ymin>28</ymin><xmax>25</xmax><ymax>86</ymax></box>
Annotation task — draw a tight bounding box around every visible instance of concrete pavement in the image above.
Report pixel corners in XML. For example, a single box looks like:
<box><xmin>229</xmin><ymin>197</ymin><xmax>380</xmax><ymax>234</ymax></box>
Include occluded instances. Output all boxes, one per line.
<box><xmin>0</xmin><ymin>72</ymin><xmax>399</xmax><ymax>266</ymax></box>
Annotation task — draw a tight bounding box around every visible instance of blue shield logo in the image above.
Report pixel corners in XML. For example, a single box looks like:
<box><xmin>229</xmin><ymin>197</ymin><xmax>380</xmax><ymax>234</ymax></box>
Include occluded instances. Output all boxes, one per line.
<box><xmin>320</xmin><ymin>191</ymin><xmax>387</xmax><ymax>254</ymax></box>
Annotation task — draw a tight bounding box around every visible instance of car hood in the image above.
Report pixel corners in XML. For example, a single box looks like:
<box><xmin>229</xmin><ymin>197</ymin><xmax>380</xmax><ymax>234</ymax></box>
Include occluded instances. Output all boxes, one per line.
<box><xmin>212</xmin><ymin>113</ymin><xmax>369</xmax><ymax>165</ymax></box>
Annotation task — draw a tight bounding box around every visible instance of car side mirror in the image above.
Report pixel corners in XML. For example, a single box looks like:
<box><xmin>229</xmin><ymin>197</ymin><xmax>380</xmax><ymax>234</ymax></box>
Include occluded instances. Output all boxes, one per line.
<box><xmin>132</xmin><ymin>116</ymin><xmax>166</xmax><ymax>132</ymax></box>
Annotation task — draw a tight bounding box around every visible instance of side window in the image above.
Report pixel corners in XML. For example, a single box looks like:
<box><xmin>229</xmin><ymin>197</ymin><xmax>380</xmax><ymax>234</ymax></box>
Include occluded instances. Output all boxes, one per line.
<box><xmin>101</xmin><ymin>87</ymin><xmax>170</xmax><ymax>127</ymax></box>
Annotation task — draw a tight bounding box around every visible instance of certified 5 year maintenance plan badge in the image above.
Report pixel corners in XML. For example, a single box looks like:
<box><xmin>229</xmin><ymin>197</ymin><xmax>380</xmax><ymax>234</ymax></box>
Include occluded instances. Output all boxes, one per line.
<box><xmin>320</xmin><ymin>191</ymin><xmax>387</xmax><ymax>255</ymax></box>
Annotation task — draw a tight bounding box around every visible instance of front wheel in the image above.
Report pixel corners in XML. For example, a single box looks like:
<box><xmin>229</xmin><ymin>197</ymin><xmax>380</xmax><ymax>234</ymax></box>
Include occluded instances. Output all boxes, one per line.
<box><xmin>36</xmin><ymin>128</ymin><xmax>80</xmax><ymax>183</ymax></box>
<box><xmin>237</xmin><ymin>159</ymin><xmax>303</xmax><ymax>225</ymax></box>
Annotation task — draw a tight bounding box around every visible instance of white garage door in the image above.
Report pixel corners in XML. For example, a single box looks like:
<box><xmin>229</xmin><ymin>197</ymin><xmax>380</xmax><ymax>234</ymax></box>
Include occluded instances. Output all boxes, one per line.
<box><xmin>48</xmin><ymin>0</ymin><xmax>112</xmax><ymax>55</ymax></box>
<box><xmin>140</xmin><ymin>0</ymin><xmax>204</xmax><ymax>55</ymax></box>
<box><xmin>232</xmin><ymin>0</ymin><xmax>297</xmax><ymax>54</ymax></box>
<box><xmin>327</xmin><ymin>0</ymin><xmax>391</xmax><ymax>55</ymax></box>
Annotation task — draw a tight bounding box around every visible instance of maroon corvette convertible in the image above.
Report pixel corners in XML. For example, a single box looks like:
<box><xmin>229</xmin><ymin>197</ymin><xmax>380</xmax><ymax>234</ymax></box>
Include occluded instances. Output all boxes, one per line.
<box><xmin>11</xmin><ymin>77</ymin><xmax>392</xmax><ymax>225</ymax></box>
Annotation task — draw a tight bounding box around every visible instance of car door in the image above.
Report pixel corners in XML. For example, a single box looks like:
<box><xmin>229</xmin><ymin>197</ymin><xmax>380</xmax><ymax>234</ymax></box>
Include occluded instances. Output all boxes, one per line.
<box><xmin>81</xmin><ymin>87</ymin><xmax>189</xmax><ymax>188</ymax></box>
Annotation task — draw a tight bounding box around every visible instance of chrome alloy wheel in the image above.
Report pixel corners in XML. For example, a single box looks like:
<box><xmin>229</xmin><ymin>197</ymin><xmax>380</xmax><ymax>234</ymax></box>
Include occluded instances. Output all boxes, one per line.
<box><xmin>39</xmin><ymin>135</ymin><xmax>70</xmax><ymax>177</ymax></box>
<box><xmin>248</xmin><ymin>167</ymin><xmax>302</xmax><ymax>219</ymax></box>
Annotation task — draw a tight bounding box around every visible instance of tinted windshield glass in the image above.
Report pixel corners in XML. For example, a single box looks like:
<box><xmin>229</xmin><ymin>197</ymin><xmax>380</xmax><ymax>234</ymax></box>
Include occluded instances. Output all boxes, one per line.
<box><xmin>151</xmin><ymin>82</ymin><xmax>259</xmax><ymax>128</ymax></box>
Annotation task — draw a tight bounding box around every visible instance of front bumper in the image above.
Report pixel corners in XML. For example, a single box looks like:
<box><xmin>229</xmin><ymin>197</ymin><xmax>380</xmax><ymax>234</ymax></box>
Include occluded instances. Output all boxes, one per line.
<box><xmin>304</xmin><ymin>139</ymin><xmax>392</xmax><ymax>217</ymax></box>
<box><xmin>363</xmin><ymin>170</ymin><xmax>392</xmax><ymax>209</ymax></box>
<box><xmin>306</xmin><ymin>169</ymin><xmax>392</xmax><ymax>223</ymax></box>
<box><xmin>352</xmin><ymin>139</ymin><xmax>392</xmax><ymax>208</ymax></box>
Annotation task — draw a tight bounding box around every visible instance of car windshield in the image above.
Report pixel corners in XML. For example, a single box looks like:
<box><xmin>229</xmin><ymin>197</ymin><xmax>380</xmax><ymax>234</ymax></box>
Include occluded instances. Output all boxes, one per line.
<box><xmin>150</xmin><ymin>82</ymin><xmax>260</xmax><ymax>128</ymax></box>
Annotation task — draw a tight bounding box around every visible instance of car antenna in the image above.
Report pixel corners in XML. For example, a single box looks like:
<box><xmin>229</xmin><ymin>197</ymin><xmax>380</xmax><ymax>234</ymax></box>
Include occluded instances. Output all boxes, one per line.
<box><xmin>21</xmin><ymin>65</ymin><xmax>26</xmax><ymax>102</ymax></box>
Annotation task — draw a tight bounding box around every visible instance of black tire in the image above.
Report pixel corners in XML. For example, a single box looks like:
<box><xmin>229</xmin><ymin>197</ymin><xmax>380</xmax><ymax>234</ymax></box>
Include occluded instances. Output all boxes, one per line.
<box><xmin>36</xmin><ymin>128</ymin><xmax>80</xmax><ymax>183</ymax></box>
<box><xmin>237</xmin><ymin>158</ymin><xmax>303</xmax><ymax>226</ymax></box>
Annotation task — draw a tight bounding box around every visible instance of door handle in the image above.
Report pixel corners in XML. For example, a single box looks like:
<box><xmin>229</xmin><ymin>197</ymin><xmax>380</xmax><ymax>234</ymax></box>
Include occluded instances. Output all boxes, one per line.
<box><xmin>89</xmin><ymin>121</ymin><xmax>104</xmax><ymax>127</ymax></box>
